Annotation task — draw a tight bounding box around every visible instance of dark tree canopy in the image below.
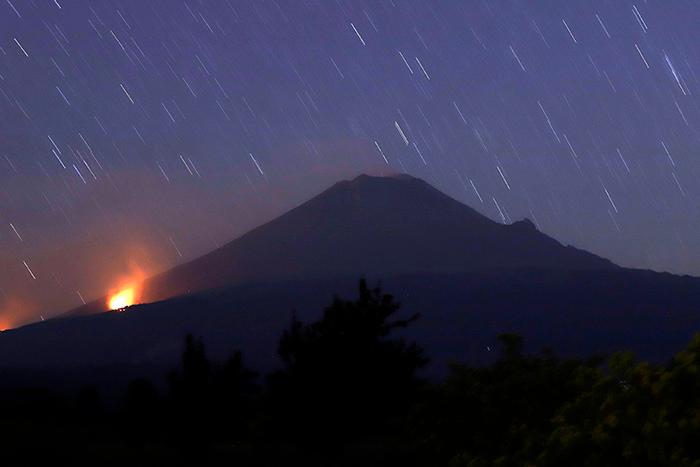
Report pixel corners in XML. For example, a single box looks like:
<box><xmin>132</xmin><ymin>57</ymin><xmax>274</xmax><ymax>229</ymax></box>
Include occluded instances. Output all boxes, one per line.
<box><xmin>270</xmin><ymin>278</ymin><xmax>427</xmax><ymax>441</ymax></box>
<box><xmin>5</xmin><ymin>282</ymin><xmax>700</xmax><ymax>467</ymax></box>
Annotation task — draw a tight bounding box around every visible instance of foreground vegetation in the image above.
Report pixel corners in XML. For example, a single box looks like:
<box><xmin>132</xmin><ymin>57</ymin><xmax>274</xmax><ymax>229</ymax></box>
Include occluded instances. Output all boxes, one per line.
<box><xmin>3</xmin><ymin>279</ymin><xmax>700</xmax><ymax>466</ymax></box>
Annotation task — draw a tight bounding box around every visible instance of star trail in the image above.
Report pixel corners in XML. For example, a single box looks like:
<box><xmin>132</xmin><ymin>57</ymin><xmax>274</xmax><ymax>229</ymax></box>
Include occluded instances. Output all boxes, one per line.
<box><xmin>1</xmin><ymin>0</ymin><xmax>700</xmax><ymax>325</ymax></box>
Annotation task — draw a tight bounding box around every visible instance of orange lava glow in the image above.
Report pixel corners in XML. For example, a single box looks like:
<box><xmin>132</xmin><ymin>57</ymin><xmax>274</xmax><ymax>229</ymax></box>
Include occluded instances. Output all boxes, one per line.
<box><xmin>108</xmin><ymin>288</ymin><xmax>136</xmax><ymax>310</ymax></box>
<box><xmin>106</xmin><ymin>263</ymin><xmax>147</xmax><ymax>311</ymax></box>
<box><xmin>105</xmin><ymin>261</ymin><xmax>149</xmax><ymax>311</ymax></box>
<box><xmin>0</xmin><ymin>296</ymin><xmax>35</xmax><ymax>330</ymax></box>
<box><xmin>0</xmin><ymin>315</ymin><xmax>16</xmax><ymax>331</ymax></box>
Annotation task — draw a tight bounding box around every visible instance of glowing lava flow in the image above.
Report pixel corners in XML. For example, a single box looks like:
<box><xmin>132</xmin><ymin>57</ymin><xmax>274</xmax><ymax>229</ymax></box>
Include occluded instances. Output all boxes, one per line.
<box><xmin>108</xmin><ymin>288</ymin><xmax>136</xmax><ymax>311</ymax></box>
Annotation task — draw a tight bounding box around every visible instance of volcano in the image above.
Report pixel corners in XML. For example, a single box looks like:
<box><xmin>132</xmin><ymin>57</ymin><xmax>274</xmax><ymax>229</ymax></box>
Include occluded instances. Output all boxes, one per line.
<box><xmin>1</xmin><ymin>174</ymin><xmax>699</xmax><ymax>381</ymax></box>
<box><xmin>77</xmin><ymin>173</ymin><xmax>614</xmax><ymax>315</ymax></box>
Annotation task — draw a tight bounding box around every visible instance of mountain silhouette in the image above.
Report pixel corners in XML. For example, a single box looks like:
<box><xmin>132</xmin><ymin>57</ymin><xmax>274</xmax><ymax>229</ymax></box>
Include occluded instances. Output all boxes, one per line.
<box><xmin>3</xmin><ymin>174</ymin><xmax>700</xmax><ymax>385</ymax></box>
<box><xmin>148</xmin><ymin>173</ymin><xmax>614</xmax><ymax>290</ymax></box>
<box><xmin>75</xmin><ymin>173</ymin><xmax>613</xmax><ymax>315</ymax></box>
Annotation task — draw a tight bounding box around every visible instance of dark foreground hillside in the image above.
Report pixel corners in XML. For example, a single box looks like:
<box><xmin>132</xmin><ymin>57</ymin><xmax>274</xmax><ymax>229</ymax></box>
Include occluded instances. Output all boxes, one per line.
<box><xmin>2</xmin><ymin>268</ymin><xmax>700</xmax><ymax>387</ymax></box>
<box><xmin>3</xmin><ymin>280</ymin><xmax>700</xmax><ymax>466</ymax></box>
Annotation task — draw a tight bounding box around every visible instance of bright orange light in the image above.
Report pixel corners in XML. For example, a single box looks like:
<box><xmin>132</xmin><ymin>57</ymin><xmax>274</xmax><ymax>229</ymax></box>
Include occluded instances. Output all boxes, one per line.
<box><xmin>105</xmin><ymin>261</ymin><xmax>148</xmax><ymax>312</ymax></box>
<box><xmin>108</xmin><ymin>288</ymin><xmax>136</xmax><ymax>310</ymax></box>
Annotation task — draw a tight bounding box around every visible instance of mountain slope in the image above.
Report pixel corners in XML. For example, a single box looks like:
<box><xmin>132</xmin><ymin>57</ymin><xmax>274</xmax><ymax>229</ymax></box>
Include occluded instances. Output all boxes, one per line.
<box><xmin>77</xmin><ymin>174</ymin><xmax>614</xmax><ymax>314</ymax></box>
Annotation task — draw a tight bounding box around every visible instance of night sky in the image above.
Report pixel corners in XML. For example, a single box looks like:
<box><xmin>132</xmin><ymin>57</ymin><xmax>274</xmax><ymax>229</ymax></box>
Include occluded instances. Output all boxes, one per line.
<box><xmin>1</xmin><ymin>0</ymin><xmax>699</xmax><ymax>326</ymax></box>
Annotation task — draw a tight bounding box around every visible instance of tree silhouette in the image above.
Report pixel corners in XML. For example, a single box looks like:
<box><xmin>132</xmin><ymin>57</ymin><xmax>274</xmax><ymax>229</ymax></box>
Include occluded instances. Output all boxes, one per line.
<box><xmin>123</xmin><ymin>379</ymin><xmax>161</xmax><ymax>446</ymax></box>
<box><xmin>166</xmin><ymin>334</ymin><xmax>258</xmax><ymax>453</ymax></box>
<box><xmin>212</xmin><ymin>350</ymin><xmax>259</xmax><ymax>438</ymax></box>
<box><xmin>167</xmin><ymin>334</ymin><xmax>212</xmax><ymax>452</ymax></box>
<box><xmin>268</xmin><ymin>278</ymin><xmax>427</xmax><ymax>444</ymax></box>
<box><xmin>416</xmin><ymin>335</ymin><xmax>603</xmax><ymax>466</ymax></box>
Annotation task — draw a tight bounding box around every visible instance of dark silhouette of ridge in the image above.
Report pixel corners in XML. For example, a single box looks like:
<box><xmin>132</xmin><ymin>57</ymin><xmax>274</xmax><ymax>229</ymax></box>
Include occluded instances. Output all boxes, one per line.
<box><xmin>74</xmin><ymin>173</ymin><xmax>614</xmax><ymax>315</ymax></box>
